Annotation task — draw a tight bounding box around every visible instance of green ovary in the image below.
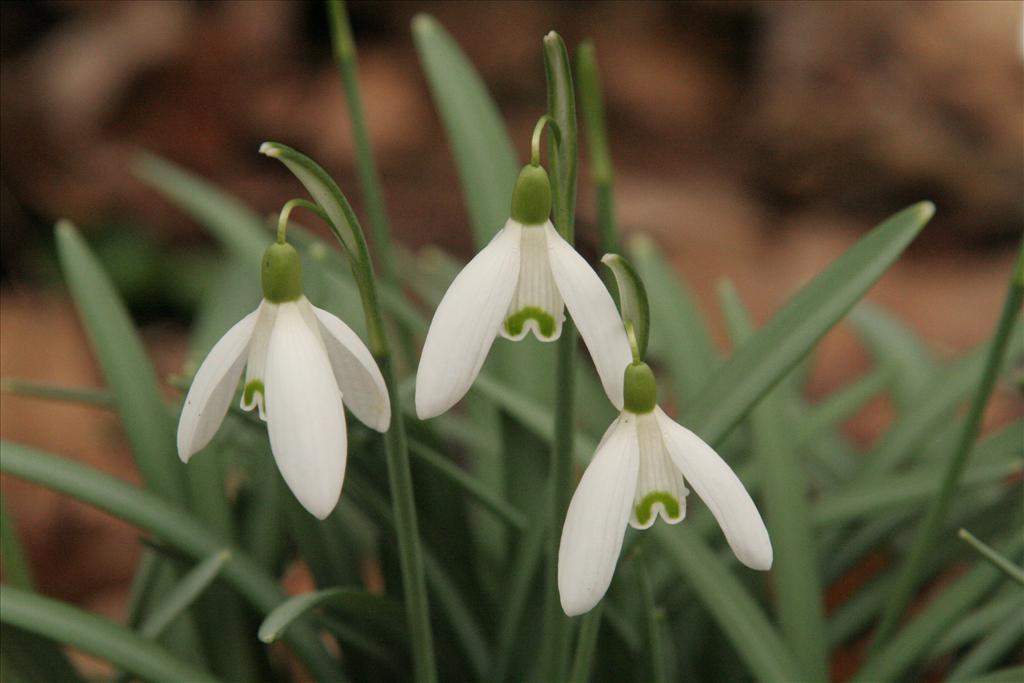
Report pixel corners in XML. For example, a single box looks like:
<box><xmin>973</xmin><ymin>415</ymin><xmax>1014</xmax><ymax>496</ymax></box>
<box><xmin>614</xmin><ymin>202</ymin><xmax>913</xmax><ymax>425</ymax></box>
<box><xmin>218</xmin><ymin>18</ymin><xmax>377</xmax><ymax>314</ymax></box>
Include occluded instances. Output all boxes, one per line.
<box><xmin>634</xmin><ymin>491</ymin><xmax>681</xmax><ymax>526</ymax></box>
<box><xmin>243</xmin><ymin>379</ymin><xmax>265</xmax><ymax>408</ymax></box>
<box><xmin>504</xmin><ymin>306</ymin><xmax>556</xmax><ymax>338</ymax></box>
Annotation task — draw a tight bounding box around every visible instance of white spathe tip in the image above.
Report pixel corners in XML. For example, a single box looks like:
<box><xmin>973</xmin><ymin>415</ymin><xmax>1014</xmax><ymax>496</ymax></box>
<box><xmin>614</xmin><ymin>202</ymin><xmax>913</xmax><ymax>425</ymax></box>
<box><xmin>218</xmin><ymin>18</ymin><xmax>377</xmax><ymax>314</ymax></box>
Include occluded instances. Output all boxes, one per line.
<box><xmin>259</xmin><ymin>142</ymin><xmax>280</xmax><ymax>157</ymax></box>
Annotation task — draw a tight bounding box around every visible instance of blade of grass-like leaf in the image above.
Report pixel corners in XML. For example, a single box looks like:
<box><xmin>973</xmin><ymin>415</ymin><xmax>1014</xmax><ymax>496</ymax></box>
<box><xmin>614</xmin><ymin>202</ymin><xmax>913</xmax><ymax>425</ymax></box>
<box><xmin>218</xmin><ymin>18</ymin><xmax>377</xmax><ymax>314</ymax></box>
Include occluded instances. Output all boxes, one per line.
<box><xmin>138</xmin><ymin>550</ymin><xmax>232</xmax><ymax>639</ymax></box>
<box><xmin>259</xmin><ymin>587</ymin><xmax>405</xmax><ymax>646</ymax></box>
<box><xmin>576</xmin><ymin>41</ymin><xmax>618</xmax><ymax>255</ymax></box>
<box><xmin>0</xmin><ymin>585</ymin><xmax>220</xmax><ymax>683</ymax></box>
<box><xmin>540</xmin><ymin>30</ymin><xmax>579</xmax><ymax>683</ymax></box>
<box><xmin>959</xmin><ymin>529</ymin><xmax>1024</xmax><ymax>585</ymax></box>
<box><xmin>814</xmin><ymin>459</ymin><xmax>1020</xmax><ymax>526</ymax></box>
<box><xmin>0</xmin><ymin>441</ymin><xmax>345</xmax><ymax>682</ymax></box>
<box><xmin>718</xmin><ymin>280</ymin><xmax>829</xmax><ymax>682</ymax></box>
<box><xmin>411</xmin><ymin>14</ymin><xmax>518</xmax><ymax>246</ymax></box>
<box><xmin>687</xmin><ymin>202</ymin><xmax>934</xmax><ymax>446</ymax></box>
<box><xmin>653</xmin><ymin>525</ymin><xmax>802</xmax><ymax>682</ymax></box>
<box><xmin>948</xmin><ymin>611</ymin><xmax>1024</xmax><ymax>681</ymax></box>
<box><xmin>492</xmin><ymin>509</ymin><xmax>547</xmax><ymax>682</ymax></box>
<box><xmin>965</xmin><ymin>666</ymin><xmax>1024</xmax><ymax>683</ymax></box>
<box><xmin>55</xmin><ymin>221</ymin><xmax>185</xmax><ymax>505</ymax></box>
<box><xmin>869</xmin><ymin>245</ymin><xmax>1024</xmax><ymax>650</ymax></box>
<box><xmin>635</xmin><ymin>549</ymin><xmax>668</xmax><ymax>683</ymax></box>
<box><xmin>567</xmin><ymin>604</ymin><xmax>604</xmax><ymax>683</ymax></box>
<box><xmin>0</xmin><ymin>497</ymin><xmax>33</xmax><ymax>590</ymax></box>
<box><xmin>929</xmin><ymin>586</ymin><xmax>1019</xmax><ymax>658</ymax></box>
<box><xmin>853</xmin><ymin>536</ymin><xmax>1023</xmax><ymax>682</ymax></box>
<box><xmin>0</xmin><ymin>378</ymin><xmax>113</xmax><ymax>408</ymax></box>
<box><xmin>796</xmin><ymin>362</ymin><xmax>895</xmax><ymax>447</ymax></box>
<box><xmin>849</xmin><ymin>303</ymin><xmax>935</xmax><ymax>409</ymax></box>
<box><xmin>628</xmin><ymin>234</ymin><xmax>719</xmax><ymax>406</ymax></box>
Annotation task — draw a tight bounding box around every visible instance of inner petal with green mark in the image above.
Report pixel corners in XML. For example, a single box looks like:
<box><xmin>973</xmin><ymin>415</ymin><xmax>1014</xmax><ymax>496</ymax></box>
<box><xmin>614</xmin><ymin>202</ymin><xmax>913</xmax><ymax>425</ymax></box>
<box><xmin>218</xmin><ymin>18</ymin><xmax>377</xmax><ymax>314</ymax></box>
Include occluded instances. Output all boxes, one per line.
<box><xmin>630</xmin><ymin>412</ymin><xmax>687</xmax><ymax>530</ymax></box>
<box><xmin>242</xmin><ymin>379</ymin><xmax>267</xmax><ymax>421</ymax></box>
<box><xmin>500</xmin><ymin>223</ymin><xmax>564</xmax><ymax>342</ymax></box>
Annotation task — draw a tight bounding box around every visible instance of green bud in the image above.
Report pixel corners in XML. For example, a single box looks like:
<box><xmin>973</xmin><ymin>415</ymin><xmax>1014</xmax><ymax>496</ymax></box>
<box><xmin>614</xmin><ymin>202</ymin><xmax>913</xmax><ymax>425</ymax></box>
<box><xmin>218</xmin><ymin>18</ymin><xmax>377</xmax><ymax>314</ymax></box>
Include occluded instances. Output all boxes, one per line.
<box><xmin>261</xmin><ymin>242</ymin><xmax>303</xmax><ymax>303</ymax></box>
<box><xmin>623</xmin><ymin>361</ymin><xmax>657</xmax><ymax>414</ymax></box>
<box><xmin>510</xmin><ymin>164</ymin><xmax>551</xmax><ymax>225</ymax></box>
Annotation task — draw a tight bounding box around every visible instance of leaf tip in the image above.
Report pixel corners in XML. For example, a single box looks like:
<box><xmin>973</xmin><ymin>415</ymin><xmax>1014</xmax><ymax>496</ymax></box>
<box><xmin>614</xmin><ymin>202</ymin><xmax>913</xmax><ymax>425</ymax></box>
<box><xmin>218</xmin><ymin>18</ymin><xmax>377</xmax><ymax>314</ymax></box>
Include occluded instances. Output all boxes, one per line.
<box><xmin>411</xmin><ymin>13</ymin><xmax>435</xmax><ymax>35</ymax></box>
<box><xmin>54</xmin><ymin>219</ymin><xmax>77</xmax><ymax>240</ymax></box>
<box><xmin>259</xmin><ymin>142</ymin><xmax>281</xmax><ymax>158</ymax></box>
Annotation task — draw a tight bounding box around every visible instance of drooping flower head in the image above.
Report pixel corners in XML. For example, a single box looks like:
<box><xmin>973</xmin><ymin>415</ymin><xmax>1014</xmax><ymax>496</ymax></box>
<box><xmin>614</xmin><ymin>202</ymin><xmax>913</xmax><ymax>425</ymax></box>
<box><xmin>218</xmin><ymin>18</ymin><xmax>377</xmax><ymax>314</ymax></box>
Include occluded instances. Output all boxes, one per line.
<box><xmin>558</xmin><ymin>261</ymin><xmax>772</xmax><ymax>616</ymax></box>
<box><xmin>415</xmin><ymin>160</ymin><xmax>631</xmax><ymax>418</ymax></box>
<box><xmin>177</xmin><ymin>233</ymin><xmax>389</xmax><ymax>519</ymax></box>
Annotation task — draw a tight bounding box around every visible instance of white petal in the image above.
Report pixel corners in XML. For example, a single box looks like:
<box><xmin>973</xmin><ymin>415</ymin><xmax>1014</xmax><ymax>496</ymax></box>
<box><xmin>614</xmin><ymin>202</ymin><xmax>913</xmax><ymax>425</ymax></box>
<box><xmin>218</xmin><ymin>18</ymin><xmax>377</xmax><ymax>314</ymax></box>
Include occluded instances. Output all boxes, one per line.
<box><xmin>558</xmin><ymin>413</ymin><xmax>640</xmax><ymax>616</ymax></box>
<box><xmin>655</xmin><ymin>407</ymin><xmax>772</xmax><ymax>570</ymax></box>
<box><xmin>501</xmin><ymin>224</ymin><xmax>564</xmax><ymax>342</ymax></box>
<box><xmin>415</xmin><ymin>221</ymin><xmax>522</xmax><ymax>418</ymax></box>
<box><xmin>545</xmin><ymin>223</ymin><xmax>632</xmax><ymax>409</ymax></box>
<box><xmin>176</xmin><ymin>309</ymin><xmax>258</xmax><ymax>462</ymax></box>
<box><xmin>240</xmin><ymin>302</ymin><xmax>278</xmax><ymax>420</ymax></box>
<box><xmin>630</xmin><ymin>411</ymin><xmax>687</xmax><ymax>530</ymax></box>
<box><xmin>309</xmin><ymin>301</ymin><xmax>391</xmax><ymax>432</ymax></box>
<box><xmin>264</xmin><ymin>302</ymin><xmax>348</xmax><ymax>519</ymax></box>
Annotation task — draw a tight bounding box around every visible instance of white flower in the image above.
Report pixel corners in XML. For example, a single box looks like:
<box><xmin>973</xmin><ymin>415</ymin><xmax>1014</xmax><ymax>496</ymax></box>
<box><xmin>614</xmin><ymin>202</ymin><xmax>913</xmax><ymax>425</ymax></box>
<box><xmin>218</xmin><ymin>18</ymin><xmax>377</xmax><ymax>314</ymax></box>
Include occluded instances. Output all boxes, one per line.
<box><xmin>415</xmin><ymin>217</ymin><xmax>631</xmax><ymax>418</ymax></box>
<box><xmin>558</xmin><ymin>395</ymin><xmax>772</xmax><ymax>617</ymax></box>
<box><xmin>176</xmin><ymin>295</ymin><xmax>389</xmax><ymax>519</ymax></box>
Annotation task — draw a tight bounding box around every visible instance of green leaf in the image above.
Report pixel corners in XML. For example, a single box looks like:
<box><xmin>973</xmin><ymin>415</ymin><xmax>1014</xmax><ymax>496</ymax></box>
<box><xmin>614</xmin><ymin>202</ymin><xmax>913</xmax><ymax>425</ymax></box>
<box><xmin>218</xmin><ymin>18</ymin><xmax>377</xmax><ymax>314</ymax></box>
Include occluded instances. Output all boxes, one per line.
<box><xmin>958</xmin><ymin>528</ymin><xmax>1024</xmax><ymax>585</ymax></box>
<box><xmin>601</xmin><ymin>254</ymin><xmax>650</xmax><ymax>359</ymax></box>
<box><xmin>412</xmin><ymin>14</ymin><xmax>518</xmax><ymax>247</ymax></box>
<box><xmin>258</xmin><ymin>587</ymin><xmax>405</xmax><ymax>646</ymax></box>
<box><xmin>717</xmin><ymin>280</ymin><xmax>829</xmax><ymax>682</ymax></box>
<box><xmin>964</xmin><ymin>667</ymin><xmax>1024</xmax><ymax>683</ymax></box>
<box><xmin>795</xmin><ymin>362</ymin><xmax>894</xmax><ymax>447</ymax></box>
<box><xmin>947</xmin><ymin>611</ymin><xmax>1024</xmax><ymax>681</ymax></box>
<box><xmin>849</xmin><ymin>303</ymin><xmax>934</xmax><ymax>408</ymax></box>
<box><xmin>853</xmin><ymin>536</ymin><xmax>1023</xmax><ymax>682</ymax></box>
<box><xmin>0</xmin><ymin>585</ymin><xmax>221</xmax><ymax>683</ymax></box>
<box><xmin>138</xmin><ymin>550</ymin><xmax>232</xmax><ymax>639</ymax></box>
<box><xmin>653</xmin><ymin>525</ymin><xmax>802</xmax><ymax>682</ymax></box>
<box><xmin>55</xmin><ymin>221</ymin><xmax>186</xmax><ymax>505</ymax></box>
<box><xmin>543</xmin><ymin>31</ymin><xmax>578</xmax><ymax>241</ymax></box>
<box><xmin>568</xmin><ymin>604</ymin><xmax>603</xmax><ymax>683</ymax></box>
<box><xmin>576</xmin><ymin>40</ymin><xmax>619</xmax><ymax>255</ymax></box>
<box><xmin>0</xmin><ymin>378</ymin><xmax>113</xmax><ymax>409</ymax></box>
<box><xmin>687</xmin><ymin>202</ymin><xmax>935</xmax><ymax>446</ymax></box>
<box><xmin>0</xmin><ymin>496</ymin><xmax>33</xmax><ymax>590</ymax></box>
<box><xmin>0</xmin><ymin>440</ymin><xmax>345</xmax><ymax>682</ymax></box>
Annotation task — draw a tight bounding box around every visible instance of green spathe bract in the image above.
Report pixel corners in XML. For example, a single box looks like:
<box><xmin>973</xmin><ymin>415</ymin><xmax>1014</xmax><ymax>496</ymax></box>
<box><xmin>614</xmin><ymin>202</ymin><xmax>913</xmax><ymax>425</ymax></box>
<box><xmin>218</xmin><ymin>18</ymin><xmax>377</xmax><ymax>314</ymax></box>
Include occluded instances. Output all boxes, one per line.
<box><xmin>261</xmin><ymin>242</ymin><xmax>303</xmax><ymax>303</ymax></box>
<box><xmin>505</xmin><ymin>306</ymin><xmax>556</xmax><ymax>338</ymax></box>
<box><xmin>635</xmin><ymin>491</ymin><xmax>681</xmax><ymax>526</ymax></box>
<box><xmin>510</xmin><ymin>164</ymin><xmax>552</xmax><ymax>225</ymax></box>
<box><xmin>623</xmin><ymin>361</ymin><xmax>657</xmax><ymax>414</ymax></box>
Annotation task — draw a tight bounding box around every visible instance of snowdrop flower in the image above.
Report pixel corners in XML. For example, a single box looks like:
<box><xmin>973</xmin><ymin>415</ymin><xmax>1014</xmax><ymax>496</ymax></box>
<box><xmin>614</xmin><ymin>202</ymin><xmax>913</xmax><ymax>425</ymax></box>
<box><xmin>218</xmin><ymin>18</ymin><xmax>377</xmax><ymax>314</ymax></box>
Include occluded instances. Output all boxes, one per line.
<box><xmin>558</xmin><ymin>360</ymin><xmax>772</xmax><ymax>616</ymax></box>
<box><xmin>415</xmin><ymin>162</ymin><xmax>631</xmax><ymax>418</ymax></box>
<box><xmin>176</xmin><ymin>238</ymin><xmax>389</xmax><ymax>519</ymax></box>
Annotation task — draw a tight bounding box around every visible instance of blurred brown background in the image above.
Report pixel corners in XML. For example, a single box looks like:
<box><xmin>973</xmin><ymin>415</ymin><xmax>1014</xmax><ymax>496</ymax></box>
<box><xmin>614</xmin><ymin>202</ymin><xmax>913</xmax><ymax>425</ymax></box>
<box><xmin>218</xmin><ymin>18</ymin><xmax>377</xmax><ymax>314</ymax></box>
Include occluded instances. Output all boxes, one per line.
<box><xmin>1</xmin><ymin>0</ymin><xmax>1022</xmax><ymax>670</ymax></box>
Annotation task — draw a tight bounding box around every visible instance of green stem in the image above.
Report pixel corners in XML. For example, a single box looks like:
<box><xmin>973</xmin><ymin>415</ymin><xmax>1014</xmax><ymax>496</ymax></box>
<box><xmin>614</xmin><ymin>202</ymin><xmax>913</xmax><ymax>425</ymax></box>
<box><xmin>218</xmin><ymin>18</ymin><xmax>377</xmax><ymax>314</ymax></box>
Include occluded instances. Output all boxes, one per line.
<box><xmin>576</xmin><ymin>41</ymin><xmax>619</xmax><ymax>255</ymax></box>
<box><xmin>868</xmin><ymin>241</ymin><xmax>1024</xmax><ymax>651</ymax></box>
<box><xmin>326</xmin><ymin>0</ymin><xmax>399</xmax><ymax>292</ymax></box>
<box><xmin>958</xmin><ymin>528</ymin><xmax>1024</xmax><ymax>585</ymax></box>
<box><xmin>636</xmin><ymin>547</ymin><xmax>668</xmax><ymax>683</ymax></box>
<box><xmin>277</xmin><ymin>198</ymin><xmax>327</xmax><ymax>245</ymax></box>
<box><xmin>568</xmin><ymin>603</ymin><xmax>604</xmax><ymax>683</ymax></box>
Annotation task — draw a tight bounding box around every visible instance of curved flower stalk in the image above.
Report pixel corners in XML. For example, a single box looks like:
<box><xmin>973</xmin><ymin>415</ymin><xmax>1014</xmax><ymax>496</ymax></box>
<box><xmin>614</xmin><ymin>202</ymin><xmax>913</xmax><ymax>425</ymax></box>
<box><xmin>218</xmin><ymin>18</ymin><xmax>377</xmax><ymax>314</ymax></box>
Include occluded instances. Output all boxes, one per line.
<box><xmin>415</xmin><ymin>123</ymin><xmax>630</xmax><ymax>419</ymax></box>
<box><xmin>177</xmin><ymin>210</ymin><xmax>389</xmax><ymax>519</ymax></box>
<box><xmin>558</xmin><ymin>259</ymin><xmax>772</xmax><ymax>617</ymax></box>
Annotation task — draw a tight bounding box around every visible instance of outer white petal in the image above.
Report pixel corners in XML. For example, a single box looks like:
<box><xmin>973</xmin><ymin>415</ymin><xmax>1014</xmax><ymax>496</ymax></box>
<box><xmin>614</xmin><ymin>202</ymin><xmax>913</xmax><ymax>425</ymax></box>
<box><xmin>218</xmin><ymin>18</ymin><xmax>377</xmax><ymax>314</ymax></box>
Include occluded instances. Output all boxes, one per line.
<box><xmin>309</xmin><ymin>301</ymin><xmax>390</xmax><ymax>432</ymax></box>
<box><xmin>176</xmin><ymin>309</ymin><xmax>258</xmax><ymax>462</ymax></box>
<box><xmin>655</xmin><ymin>407</ymin><xmax>773</xmax><ymax>570</ymax></box>
<box><xmin>415</xmin><ymin>221</ymin><xmax>522</xmax><ymax>418</ymax></box>
<box><xmin>264</xmin><ymin>302</ymin><xmax>348</xmax><ymax>519</ymax></box>
<box><xmin>545</xmin><ymin>223</ymin><xmax>632</xmax><ymax>409</ymax></box>
<box><xmin>558</xmin><ymin>414</ymin><xmax>640</xmax><ymax>617</ymax></box>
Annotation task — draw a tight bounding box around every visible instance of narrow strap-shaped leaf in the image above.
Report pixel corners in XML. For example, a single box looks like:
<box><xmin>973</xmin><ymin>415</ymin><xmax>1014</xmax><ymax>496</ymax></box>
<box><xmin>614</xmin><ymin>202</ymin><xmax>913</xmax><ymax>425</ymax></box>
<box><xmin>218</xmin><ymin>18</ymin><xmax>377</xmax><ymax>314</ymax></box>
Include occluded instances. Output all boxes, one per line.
<box><xmin>602</xmin><ymin>253</ymin><xmax>650</xmax><ymax>359</ymax></box>
<box><xmin>687</xmin><ymin>202</ymin><xmax>934</xmax><ymax>445</ymax></box>
<box><xmin>412</xmin><ymin>14</ymin><xmax>518</xmax><ymax>247</ymax></box>
<box><xmin>55</xmin><ymin>221</ymin><xmax>186</xmax><ymax>505</ymax></box>
<box><xmin>958</xmin><ymin>528</ymin><xmax>1024</xmax><ymax>585</ymax></box>
<box><xmin>543</xmin><ymin>31</ymin><xmax>578</xmax><ymax>242</ymax></box>
<box><xmin>0</xmin><ymin>585</ymin><xmax>221</xmax><ymax>683</ymax></box>
<box><xmin>653</xmin><ymin>525</ymin><xmax>802</xmax><ymax>682</ymax></box>
<box><xmin>259</xmin><ymin>587</ymin><xmax>405</xmax><ymax>646</ymax></box>
<box><xmin>795</xmin><ymin>362</ymin><xmax>895</xmax><ymax>447</ymax></box>
<box><xmin>138</xmin><ymin>550</ymin><xmax>232</xmax><ymax>639</ymax></box>
<box><xmin>0</xmin><ymin>378</ymin><xmax>114</xmax><ymax>408</ymax></box>
<box><xmin>869</xmin><ymin>244</ymin><xmax>1024</xmax><ymax>649</ymax></box>
<box><xmin>576</xmin><ymin>40</ymin><xmax>619</xmax><ymax>255</ymax></box>
<box><xmin>567</xmin><ymin>604</ymin><xmax>604</xmax><ymax>683</ymax></box>
<box><xmin>964</xmin><ymin>667</ymin><xmax>1024</xmax><ymax>683</ymax></box>
<box><xmin>947</xmin><ymin>610</ymin><xmax>1024</xmax><ymax>681</ymax></box>
<box><xmin>718</xmin><ymin>280</ymin><xmax>829</xmax><ymax>682</ymax></box>
<box><xmin>849</xmin><ymin>303</ymin><xmax>935</xmax><ymax>408</ymax></box>
<box><xmin>0</xmin><ymin>496</ymin><xmax>33</xmax><ymax>590</ymax></box>
<box><xmin>0</xmin><ymin>441</ymin><xmax>345</xmax><ymax>682</ymax></box>
<box><xmin>854</xmin><ymin>536</ymin><xmax>1023</xmax><ymax>682</ymax></box>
